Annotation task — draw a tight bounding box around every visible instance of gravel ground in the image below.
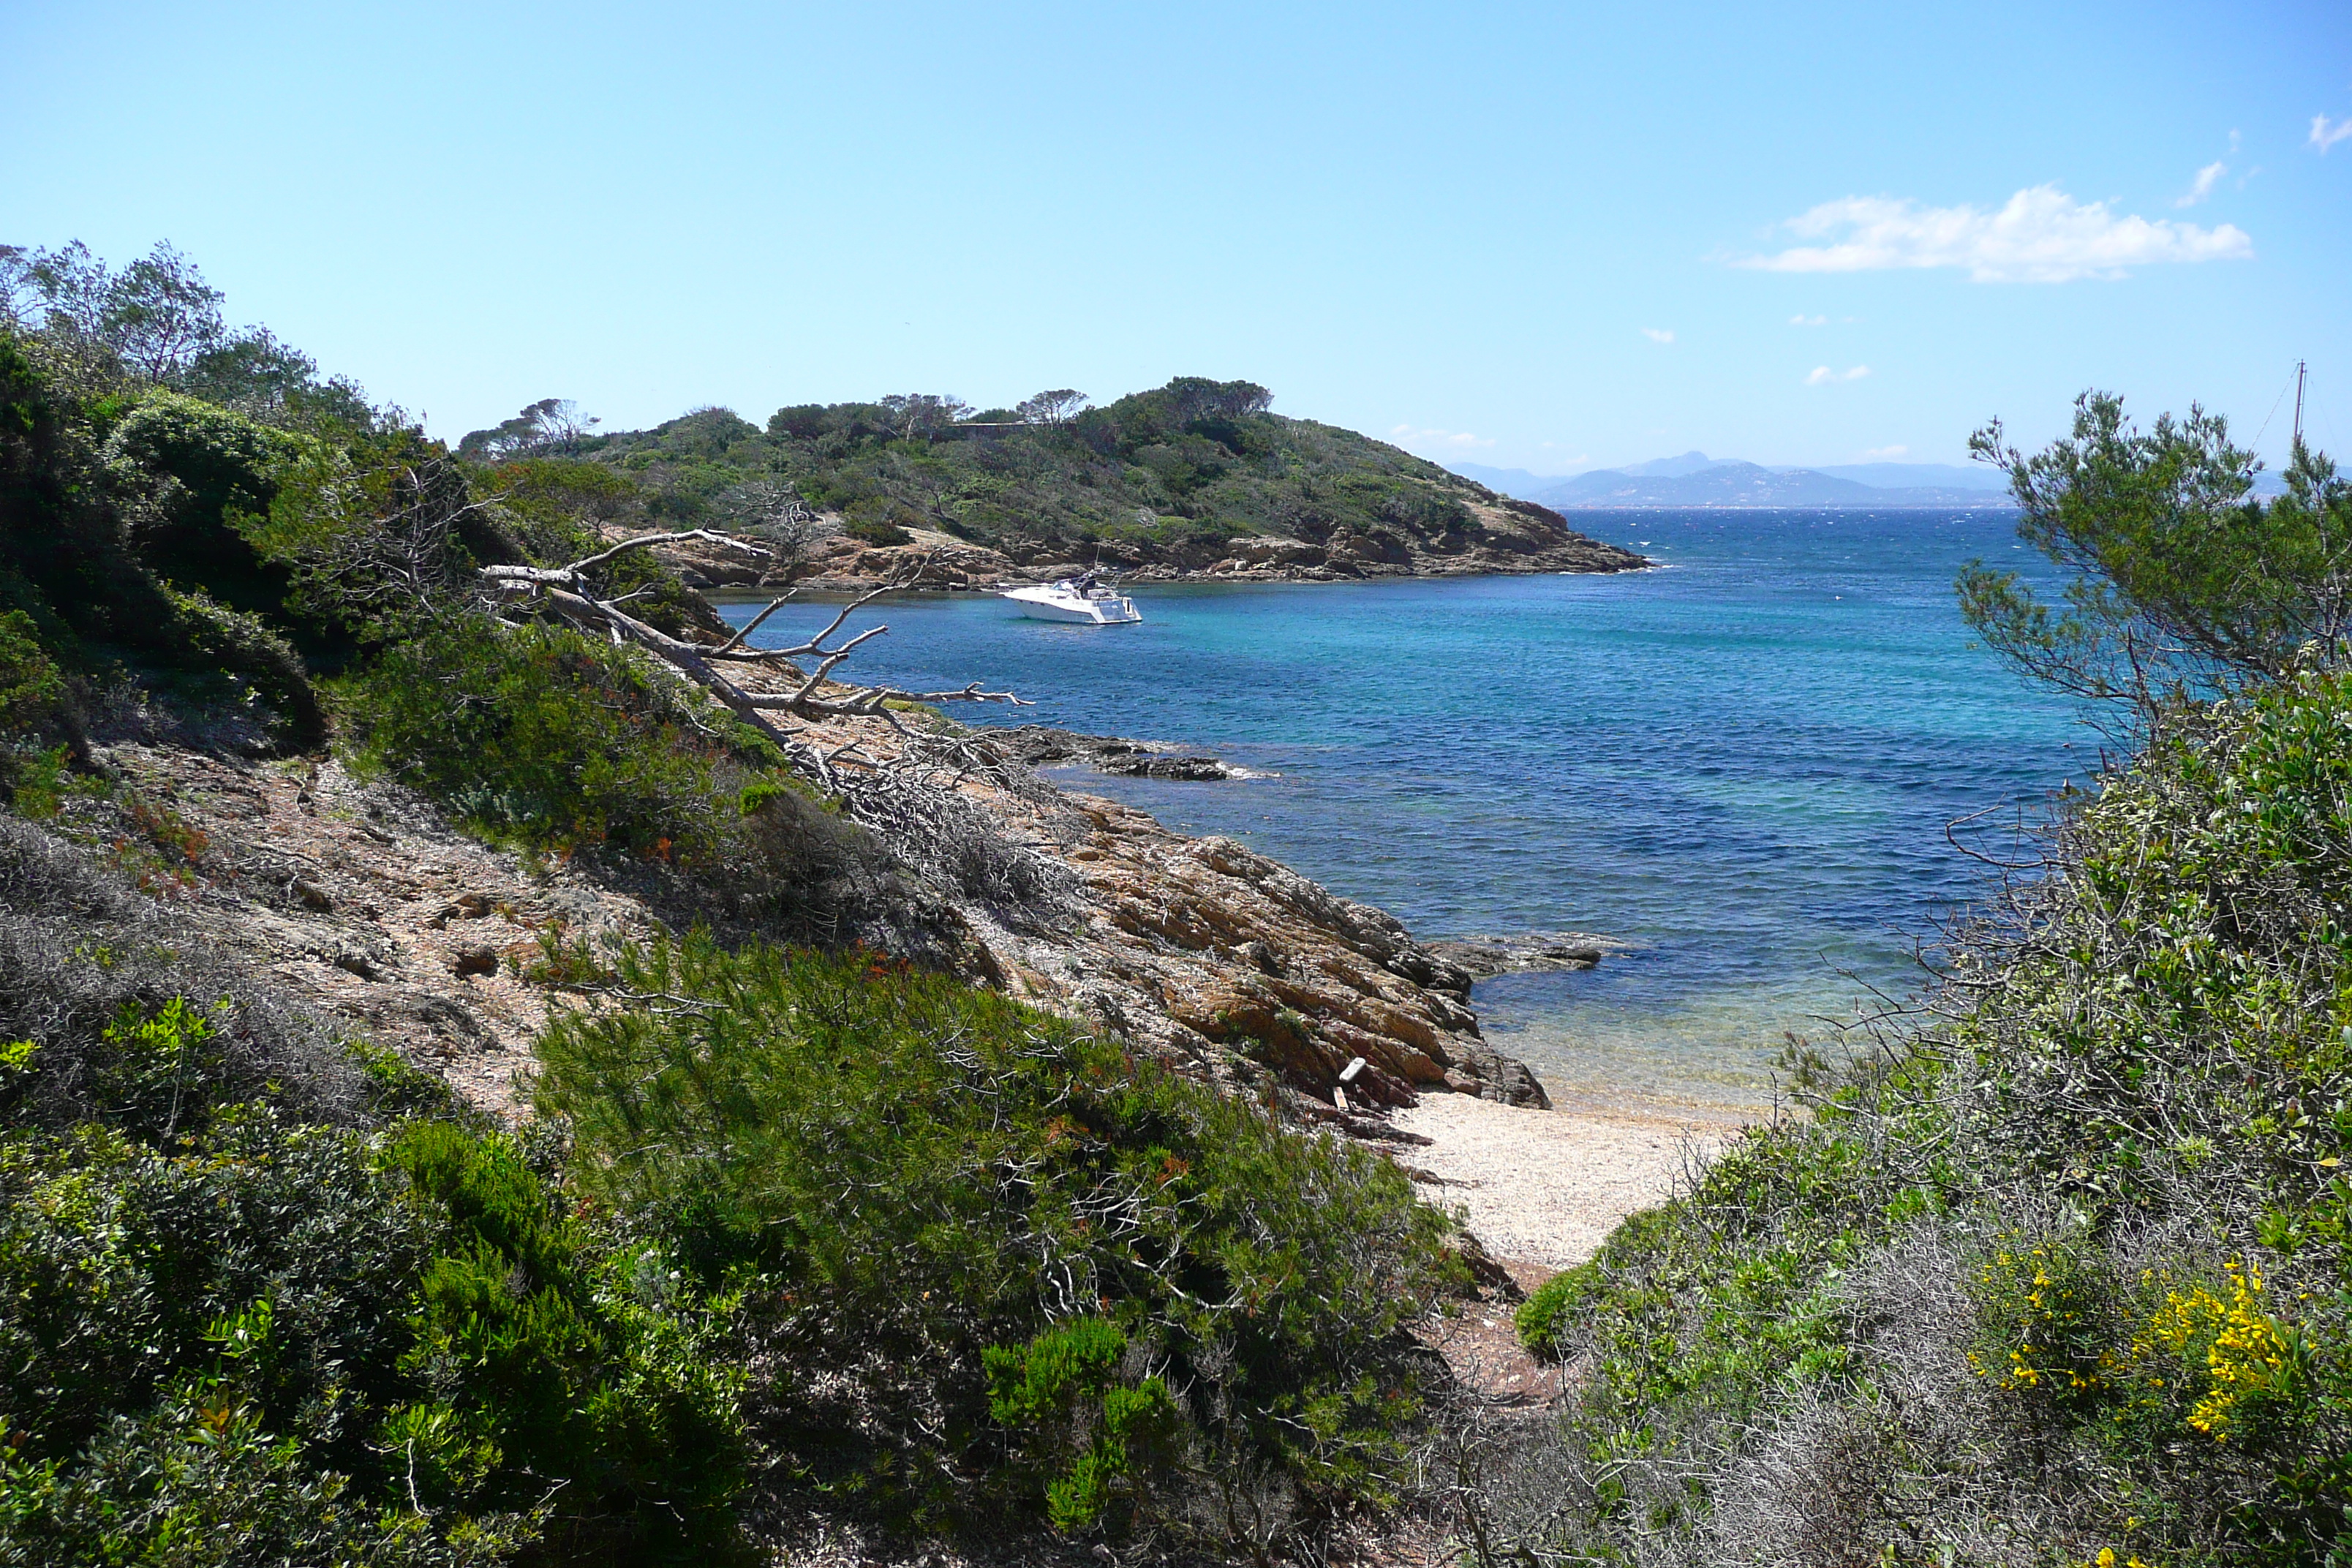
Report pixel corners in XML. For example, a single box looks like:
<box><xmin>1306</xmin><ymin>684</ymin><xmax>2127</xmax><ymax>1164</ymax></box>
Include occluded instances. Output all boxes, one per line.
<box><xmin>1393</xmin><ymin>1091</ymin><xmax>1757</xmax><ymax>1270</ymax></box>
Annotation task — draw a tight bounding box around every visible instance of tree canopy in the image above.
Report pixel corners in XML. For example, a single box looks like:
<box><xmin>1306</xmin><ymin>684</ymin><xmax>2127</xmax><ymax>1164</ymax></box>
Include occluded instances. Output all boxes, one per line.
<box><xmin>1959</xmin><ymin>391</ymin><xmax>2352</xmax><ymax>732</ymax></box>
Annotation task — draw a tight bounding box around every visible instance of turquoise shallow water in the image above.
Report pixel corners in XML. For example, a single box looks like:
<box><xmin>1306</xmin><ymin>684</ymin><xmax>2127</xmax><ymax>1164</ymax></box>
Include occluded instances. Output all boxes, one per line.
<box><xmin>720</xmin><ymin>510</ymin><xmax>2081</xmax><ymax>1108</ymax></box>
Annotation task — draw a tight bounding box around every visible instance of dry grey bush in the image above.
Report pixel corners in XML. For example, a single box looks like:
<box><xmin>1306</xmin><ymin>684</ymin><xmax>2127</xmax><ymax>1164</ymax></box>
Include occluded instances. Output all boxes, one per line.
<box><xmin>1695</xmin><ymin>1208</ymin><xmax>2293</xmax><ymax>1568</ymax></box>
<box><xmin>1457</xmin><ymin>1224</ymin><xmax>2042</xmax><ymax>1568</ymax></box>
<box><xmin>1413</xmin><ymin>1384</ymin><xmax>1586</xmax><ymax>1567</ymax></box>
<box><xmin>1697</xmin><ymin>1228</ymin><xmax>2031</xmax><ymax>1568</ymax></box>
<box><xmin>819</xmin><ymin>732</ymin><xmax>1083</xmax><ymax>921</ymax></box>
<box><xmin>714</xmin><ymin>477</ymin><xmax>835</xmax><ymax>575</ymax></box>
<box><xmin>0</xmin><ymin>815</ymin><xmax>382</xmax><ymax>1129</ymax></box>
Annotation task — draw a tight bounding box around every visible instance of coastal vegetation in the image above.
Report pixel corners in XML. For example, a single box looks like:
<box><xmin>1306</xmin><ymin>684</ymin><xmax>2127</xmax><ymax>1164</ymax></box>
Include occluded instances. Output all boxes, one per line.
<box><xmin>7</xmin><ymin>233</ymin><xmax>2350</xmax><ymax>1567</ymax></box>
<box><xmin>0</xmin><ymin>241</ymin><xmax>1466</xmax><ymax>1564</ymax></box>
<box><xmin>1500</xmin><ymin>402</ymin><xmax>2352</xmax><ymax>1565</ymax></box>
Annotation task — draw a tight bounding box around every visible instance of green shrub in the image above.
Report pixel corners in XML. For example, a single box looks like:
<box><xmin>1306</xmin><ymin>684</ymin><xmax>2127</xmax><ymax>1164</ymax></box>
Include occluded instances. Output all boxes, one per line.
<box><xmin>90</xmin><ymin>995</ymin><xmax>223</xmax><ymax>1143</ymax></box>
<box><xmin>842</xmin><ymin>513</ymin><xmax>915</xmax><ymax>546</ymax></box>
<box><xmin>0</xmin><ymin>339</ymin><xmax>333</xmax><ymax>745</ymax></box>
<box><xmin>0</xmin><ymin>1114</ymin><xmax>429</xmax><ymax>1478</ymax></box>
<box><xmin>983</xmin><ymin>1319</ymin><xmax>1185</xmax><ymax>1534</ymax></box>
<box><xmin>1963</xmin><ymin>1229</ymin><xmax>2127</xmax><ymax>1416</ymax></box>
<box><xmin>0</xmin><ymin>611</ymin><xmax>78</xmax><ymax>811</ymax></box>
<box><xmin>1512</xmin><ymin>1266</ymin><xmax>1589</xmax><ymax>1356</ymax></box>
<box><xmin>0</xmin><ymin>1382</ymin><xmax>527</xmax><ymax>1568</ymax></box>
<box><xmin>737</xmin><ymin>775</ymin><xmax>818</xmax><ymax>817</ymax></box>
<box><xmin>0</xmin><ymin>983</ymin><xmax>749</xmax><ymax>1567</ymax></box>
<box><xmin>339</xmin><ymin>617</ymin><xmax>739</xmax><ymax>857</ymax></box>
<box><xmin>334</xmin><ymin>614</ymin><xmax>912</xmax><ymax>940</ymax></box>
<box><xmin>157</xmin><ymin>585</ymin><xmax>325</xmax><ymax>749</ymax></box>
<box><xmin>385</xmin><ymin>1121</ymin><xmax>748</xmax><ymax>1556</ymax></box>
<box><xmin>533</xmin><ymin>937</ymin><xmax>1459</xmax><ymax>1539</ymax></box>
<box><xmin>101</xmin><ymin>390</ymin><xmax>309</xmax><ymax>621</ymax></box>
<box><xmin>336</xmin><ymin>622</ymin><xmax>908</xmax><ymax>944</ymax></box>
<box><xmin>0</xmin><ymin>747</ymin><xmax>83</xmax><ymax>821</ymax></box>
<box><xmin>0</xmin><ymin>612</ymin><xmax>61</xmax><ymax>738</ymax></box>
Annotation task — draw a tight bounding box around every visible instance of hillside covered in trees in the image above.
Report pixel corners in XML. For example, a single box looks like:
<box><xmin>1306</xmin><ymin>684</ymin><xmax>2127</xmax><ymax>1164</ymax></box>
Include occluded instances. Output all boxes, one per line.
<box><xmin>465</xmin><ymin>382</ymin><xmax>1643</xmax><ymax>579</ymax></box>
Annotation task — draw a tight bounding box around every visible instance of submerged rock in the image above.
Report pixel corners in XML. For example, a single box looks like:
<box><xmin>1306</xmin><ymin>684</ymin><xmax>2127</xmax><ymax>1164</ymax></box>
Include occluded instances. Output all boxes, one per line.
<box><xmin>981</xmin><ymin>725</ymin><xmax>1236</xmax><ymax>781</ymax></box>
<box><xmin>1425</xmin><ymin>931</ymin><xmax>1633</xmax><ymax>979</ymax></box>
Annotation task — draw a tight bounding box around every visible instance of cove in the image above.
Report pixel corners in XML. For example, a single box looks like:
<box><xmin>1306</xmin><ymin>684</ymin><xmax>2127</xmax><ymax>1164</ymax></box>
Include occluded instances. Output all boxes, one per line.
<box><xmin>721</xmin><ymin>508</ymin><xmax>2081</xmax><ymax>1108</ymax></box>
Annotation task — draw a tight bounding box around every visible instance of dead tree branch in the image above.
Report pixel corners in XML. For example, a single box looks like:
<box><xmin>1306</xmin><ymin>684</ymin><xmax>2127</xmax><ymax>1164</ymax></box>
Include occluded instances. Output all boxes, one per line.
<box><xmin>475</xmin><ymin>534</ymin><xmax>1030</xmax><ymax>761</ymax></box>
<box><xmin>480</xmin><ymin>528</ymin><xmax>767</xmax><ymax>589</ymax></box>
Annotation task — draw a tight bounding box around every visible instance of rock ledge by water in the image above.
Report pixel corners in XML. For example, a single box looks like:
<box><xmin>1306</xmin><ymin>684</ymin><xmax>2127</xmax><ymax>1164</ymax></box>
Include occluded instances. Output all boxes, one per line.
<box><xmin>979</xmin><ymin>725</ymin><xmax>1240</xmax><ymax>781</ymax></box>
<box><xmin>1425</xmin><ymin>931</ymin><xmax>1635</xmax><ymax>979</ymax></box>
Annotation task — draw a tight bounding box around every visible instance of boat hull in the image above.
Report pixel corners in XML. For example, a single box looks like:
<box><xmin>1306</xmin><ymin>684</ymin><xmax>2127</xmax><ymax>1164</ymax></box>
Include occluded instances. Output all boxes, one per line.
<box><xmin>1000</xmin><ymin>587</ymin><xmax>1142</xmax><ymax>624</ymax></box>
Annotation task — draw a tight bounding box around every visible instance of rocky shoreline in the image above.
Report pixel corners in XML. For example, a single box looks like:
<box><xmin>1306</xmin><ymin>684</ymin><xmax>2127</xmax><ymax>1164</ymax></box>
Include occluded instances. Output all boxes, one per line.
<box><xmin>56</xmin><ymin>637</ymin><xmax>1727</xmax><ymax>1371</ymax></box>
<box><xmin>638</xmin><ymin>499</ymin><xmax>1650</xmax><ymax>596</ymax></box>
<box><xmin>66</xmin><ymin>689</ymin><xmax>1572</xmax><ymax>1128</ymax></box>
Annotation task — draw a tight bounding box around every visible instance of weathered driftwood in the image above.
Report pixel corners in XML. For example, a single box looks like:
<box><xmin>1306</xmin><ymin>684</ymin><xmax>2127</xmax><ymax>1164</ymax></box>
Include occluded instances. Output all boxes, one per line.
<box><xmin>478</xmin><ymin>532</ymin><xmax>1064</xmax><ymax>900</ymax></box>
<box><xmin>478</xmin><ymin>530</ymin><xmax>1028</xmax><ymax>758</ymax></box>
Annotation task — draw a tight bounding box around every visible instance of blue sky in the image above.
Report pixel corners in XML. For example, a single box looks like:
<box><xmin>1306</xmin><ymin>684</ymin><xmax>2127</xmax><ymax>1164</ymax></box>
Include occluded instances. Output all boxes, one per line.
<box><xmin>4</xmin><ymin>0</ymin><xmax>2348</xmax><ymax>473</ymax></box>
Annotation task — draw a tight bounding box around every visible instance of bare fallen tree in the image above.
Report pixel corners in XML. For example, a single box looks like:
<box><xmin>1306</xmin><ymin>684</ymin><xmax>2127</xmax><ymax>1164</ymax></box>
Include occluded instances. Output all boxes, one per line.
<box><xmin>477</xmin><ymin>527</ymin><xmax>1029</xmax><ymax>764</ymax></box>
<box><xmin>476</xmin><ymin>529</ymin><xmax>1082</xmax><ymax>917</ymax></box>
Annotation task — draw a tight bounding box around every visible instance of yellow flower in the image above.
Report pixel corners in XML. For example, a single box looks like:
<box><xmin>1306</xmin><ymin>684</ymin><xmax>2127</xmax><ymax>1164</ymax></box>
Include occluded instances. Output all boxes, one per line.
<box><xmin>2138</xmin><ymin>1261</ymin><xmax>2288</xmax><ymax>1441</ymax></box>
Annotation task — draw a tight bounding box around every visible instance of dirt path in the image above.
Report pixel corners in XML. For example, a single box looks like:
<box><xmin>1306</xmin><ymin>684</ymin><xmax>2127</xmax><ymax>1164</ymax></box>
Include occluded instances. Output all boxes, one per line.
<box><xmin>1391</xmin><ymin>1089</ymin><xmax>1758</xmax><ymax>1419</ymax></box>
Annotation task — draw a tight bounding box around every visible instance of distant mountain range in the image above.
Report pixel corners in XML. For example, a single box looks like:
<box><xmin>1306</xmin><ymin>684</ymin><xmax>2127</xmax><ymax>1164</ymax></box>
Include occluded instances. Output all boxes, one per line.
<box><xmin>1448</xmin><ymin>453</ymin><xmax>2014</xmax><ymax>510</ymax></box>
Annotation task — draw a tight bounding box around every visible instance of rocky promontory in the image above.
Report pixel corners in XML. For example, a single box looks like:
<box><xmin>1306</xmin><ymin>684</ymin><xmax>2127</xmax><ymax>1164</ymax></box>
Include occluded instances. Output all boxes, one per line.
<box><xmin>962</xmin><ymin>801</ymin><xmax>1553</xmax><ymax>1115</ymax></box>
<box><xmin>586</xmin><ymin>382</ymin><xmax>1652</xmax><ymax>595</ymax></box>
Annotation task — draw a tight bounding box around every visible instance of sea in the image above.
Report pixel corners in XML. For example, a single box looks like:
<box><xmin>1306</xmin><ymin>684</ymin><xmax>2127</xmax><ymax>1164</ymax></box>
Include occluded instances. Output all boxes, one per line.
<box><xmin>717</xmin><ymin>510</ymin><xmax>2084</xmax><ymax>1112</ymax></box>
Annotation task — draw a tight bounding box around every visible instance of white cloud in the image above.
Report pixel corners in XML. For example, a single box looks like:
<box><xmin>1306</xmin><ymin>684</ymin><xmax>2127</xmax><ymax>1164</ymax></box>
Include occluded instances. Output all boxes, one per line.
<box><xmin>1390</xmin><ymin>423</ymin><xmax>1493</xmax><ymax>450</ymax></box>
<box><xmin>1860</xmin><ymin>445</ymin><xmax>1908</xmax><ymax>460</ymax></box>
<box><xmin>1740</xmin><ymin>184</ymin><xmax>2253</xmax><ymax>282</ymax></box>
<box><xmin>1641</xmin><ymin>327</ymin><xmax>1675</xmax><ymax>344</ymax></box>
<box><xmin>2175</xmin><ymin>161</ymin><xmax>2226</xmax><ymax>206</ymax></box>
<box><xmin>1806</xmin><ymin>365</ymin><xmax>1870</xmax><ymax>385</ymax></box>
<box><xmin>2315</xmin><ymin>114</ymin><xmax>2352</xmax><ymax>154</ymax></box>
<box><xmin>1790</xmin><ymin>313</ymin><xmax>1828</xmax><ymax>326</ymax></box>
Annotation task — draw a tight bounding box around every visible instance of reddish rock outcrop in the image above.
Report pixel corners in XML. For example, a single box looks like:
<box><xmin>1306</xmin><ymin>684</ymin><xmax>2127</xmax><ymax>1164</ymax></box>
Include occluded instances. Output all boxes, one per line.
<box><xmin>941</xmin><ymin>791</ymin><xmax>1550</xmax><ymax>1114</ymax></box>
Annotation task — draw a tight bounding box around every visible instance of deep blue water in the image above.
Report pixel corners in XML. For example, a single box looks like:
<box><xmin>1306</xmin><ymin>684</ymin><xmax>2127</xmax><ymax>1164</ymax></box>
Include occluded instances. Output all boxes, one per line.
<box><xmin>719</xmin><ymin>511</ymin><xmax>2082</xmax><ymax>1107</ymax></box>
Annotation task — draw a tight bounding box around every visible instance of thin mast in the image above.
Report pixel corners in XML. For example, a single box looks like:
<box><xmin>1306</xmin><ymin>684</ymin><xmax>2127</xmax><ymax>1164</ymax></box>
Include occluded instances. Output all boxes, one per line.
<box><xmin>2294</xmin><ymin>360</ymin><xmax>2307</xmax><ymax>448</ymax></box>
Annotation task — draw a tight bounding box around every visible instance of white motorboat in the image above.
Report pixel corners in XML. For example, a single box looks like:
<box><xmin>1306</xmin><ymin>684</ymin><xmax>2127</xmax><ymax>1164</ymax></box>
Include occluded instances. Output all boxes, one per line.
<box><xmin>999</xmin><ymin>570</ymin><xmax>1142</xmax><ymax>625</ymax></box>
